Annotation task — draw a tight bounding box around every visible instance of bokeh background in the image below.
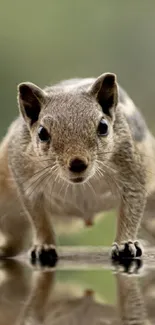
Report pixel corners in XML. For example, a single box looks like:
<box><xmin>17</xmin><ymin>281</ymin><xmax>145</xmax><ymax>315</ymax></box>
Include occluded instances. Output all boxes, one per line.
<box><xmin>1</xmin><ymin>1</ymin><xmax>155</xmax><ymax>249</ymax></box>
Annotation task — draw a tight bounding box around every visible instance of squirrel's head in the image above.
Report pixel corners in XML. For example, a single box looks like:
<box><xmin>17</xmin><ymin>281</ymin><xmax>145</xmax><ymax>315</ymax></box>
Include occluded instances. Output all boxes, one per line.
<box><xmin>17</xmin><ymin>73</ymin><xmax>118</xmax><ymax>184</ymax></box>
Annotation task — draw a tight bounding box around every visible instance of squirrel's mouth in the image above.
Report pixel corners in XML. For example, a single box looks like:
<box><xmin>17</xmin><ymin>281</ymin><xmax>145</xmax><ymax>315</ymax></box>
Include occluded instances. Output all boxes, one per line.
<box><xmin>69</xmin><ymin>176</ymin><xmax>85</xmax><ymax>184</ymax></box>
<box><xmin>59</xmin><ymin>171</ymin><xmax>88</xmax><ymax>184</ymax></box>
<box><xmin>59</xmin><ymin>164</ymin><xmax>95</xmax><ymax>184</ymax></box>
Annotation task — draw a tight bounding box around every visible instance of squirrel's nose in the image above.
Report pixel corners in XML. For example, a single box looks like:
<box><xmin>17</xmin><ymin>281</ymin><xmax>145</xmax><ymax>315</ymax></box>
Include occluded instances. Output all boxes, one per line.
<box><xmin>69</xmin><ymin>158</ymin><xmax>88</xmax><ymax>173</ymax></box>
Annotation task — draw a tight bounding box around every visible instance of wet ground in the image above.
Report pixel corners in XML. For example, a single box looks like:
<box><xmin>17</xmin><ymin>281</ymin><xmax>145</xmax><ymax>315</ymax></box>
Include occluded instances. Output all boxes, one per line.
<box><xmin>0</xmin><ymin>247</ymin><xmax>155</xmax><ymax>325</ymax></box>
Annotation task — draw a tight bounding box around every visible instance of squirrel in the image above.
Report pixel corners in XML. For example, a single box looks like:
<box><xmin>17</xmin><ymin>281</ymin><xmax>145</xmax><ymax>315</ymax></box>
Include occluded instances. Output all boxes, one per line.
<box><xmin>0</xmin><ymin>72</ymin><xmax>155</xmax><ymax>263</ymax></box>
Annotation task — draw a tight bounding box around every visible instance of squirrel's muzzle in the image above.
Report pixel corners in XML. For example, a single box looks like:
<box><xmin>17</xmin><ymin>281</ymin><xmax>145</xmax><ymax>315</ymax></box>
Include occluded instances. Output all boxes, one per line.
<box><xmin>69</xmin><ymin>158</ymin><xmax>88</xmax><ymax>173</ymax></box>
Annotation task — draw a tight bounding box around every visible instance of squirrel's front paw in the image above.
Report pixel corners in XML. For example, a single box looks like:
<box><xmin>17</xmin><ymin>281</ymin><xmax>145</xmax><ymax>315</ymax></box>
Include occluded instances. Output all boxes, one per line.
<box><xmin>30</xmin><ymin>244</ymin><xmax>58</xmax><ymax>267</ymax></box>
<box><xmin>111</xmin><ymin>240</ymin><xmax>142</xmax><ymax>260</ymax></box>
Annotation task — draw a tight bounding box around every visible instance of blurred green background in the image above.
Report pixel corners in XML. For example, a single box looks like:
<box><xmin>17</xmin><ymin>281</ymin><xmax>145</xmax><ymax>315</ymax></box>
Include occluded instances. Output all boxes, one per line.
<box><xmin>1</xmin><ymin>0</ymin><xmax>155</xmax><ymax>248</ymax></box>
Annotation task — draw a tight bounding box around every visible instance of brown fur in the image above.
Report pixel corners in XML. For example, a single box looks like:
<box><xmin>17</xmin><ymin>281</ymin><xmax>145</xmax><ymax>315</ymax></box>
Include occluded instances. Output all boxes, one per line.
<box><xmin>0</xmin><ymin>73</ymin><xmax>155</xmax><ymax>256</ymax></box>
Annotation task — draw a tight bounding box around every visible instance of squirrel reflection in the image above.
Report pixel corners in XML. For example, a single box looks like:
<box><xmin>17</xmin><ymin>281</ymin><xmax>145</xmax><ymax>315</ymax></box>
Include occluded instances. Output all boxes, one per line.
<box><xmin>0</xmin><ymin>260</ymin><xmax>153</xmax><ymax>325</ymax></box>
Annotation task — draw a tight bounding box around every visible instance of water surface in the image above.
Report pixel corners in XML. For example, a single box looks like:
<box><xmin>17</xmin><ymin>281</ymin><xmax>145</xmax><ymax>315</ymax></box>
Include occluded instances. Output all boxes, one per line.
<box><xmin>0</xmin><ymin>247</ymin><xmax>154</xmax><ymax>324</ymax></box>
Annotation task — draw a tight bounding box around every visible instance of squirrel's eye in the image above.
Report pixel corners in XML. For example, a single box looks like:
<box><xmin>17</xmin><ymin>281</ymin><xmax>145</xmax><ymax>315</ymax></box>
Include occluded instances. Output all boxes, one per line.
<box><xmin>38</xmin><ymin>126</ymin><xmax>50</xmax><ymax>142</ymax></box>
<box><xmin>97</xmin><ymin>119</ymin><xmax>109</xmax><ymax>136</ymax></box>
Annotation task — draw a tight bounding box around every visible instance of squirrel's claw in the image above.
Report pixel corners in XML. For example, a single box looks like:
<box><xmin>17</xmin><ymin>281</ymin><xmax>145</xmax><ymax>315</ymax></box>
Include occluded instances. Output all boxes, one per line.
<box><xmin>111</xmin><ymin>240</ymin><xmax>142</xmax><ymax>261</ymax></box>
<box><xmin>30</xmin><ymin>244</ymin><xmax>58</xmax><ymax>267</ymax></box>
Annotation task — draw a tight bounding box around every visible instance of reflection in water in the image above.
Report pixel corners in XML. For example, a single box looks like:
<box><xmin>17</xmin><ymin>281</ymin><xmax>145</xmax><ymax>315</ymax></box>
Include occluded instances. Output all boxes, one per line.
<box><xmin>116</xmin><ymin>273</ymin><xmax>148</xmax><ymax>325</ymax></box>
<box><xmin>0</xmin><ymin>259</ymin><xmax>153</xmax><ymax>324</ymax></box>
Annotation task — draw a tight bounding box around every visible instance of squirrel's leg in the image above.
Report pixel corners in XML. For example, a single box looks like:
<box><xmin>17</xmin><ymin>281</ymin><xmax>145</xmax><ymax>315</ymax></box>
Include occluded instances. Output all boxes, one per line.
<box><xmin>22</xmin><ymin>196</ymin><xmax>58</xmax><ymax>266</ymax></box>
<box><xmin>30</xmin><ymin>220</ymin><xmax>58</xmax><ymax>267</ymax></box>
<box><xmin>111</xmin><ymin>169</ymin><xmax>146</xmax><ymax>260</ymax></box>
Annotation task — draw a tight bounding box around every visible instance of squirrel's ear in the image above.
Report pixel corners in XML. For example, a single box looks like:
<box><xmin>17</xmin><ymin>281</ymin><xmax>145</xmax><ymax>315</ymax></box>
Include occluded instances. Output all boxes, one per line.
<box><xmin>17</xmin><ymin>82</ymin><xmax>46</xmax><ymax>126</ymax></box>
<box><xmin>90</xmin><ymin>73</ymin><xmax>118</xmax><ymax>117</ymax></box>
